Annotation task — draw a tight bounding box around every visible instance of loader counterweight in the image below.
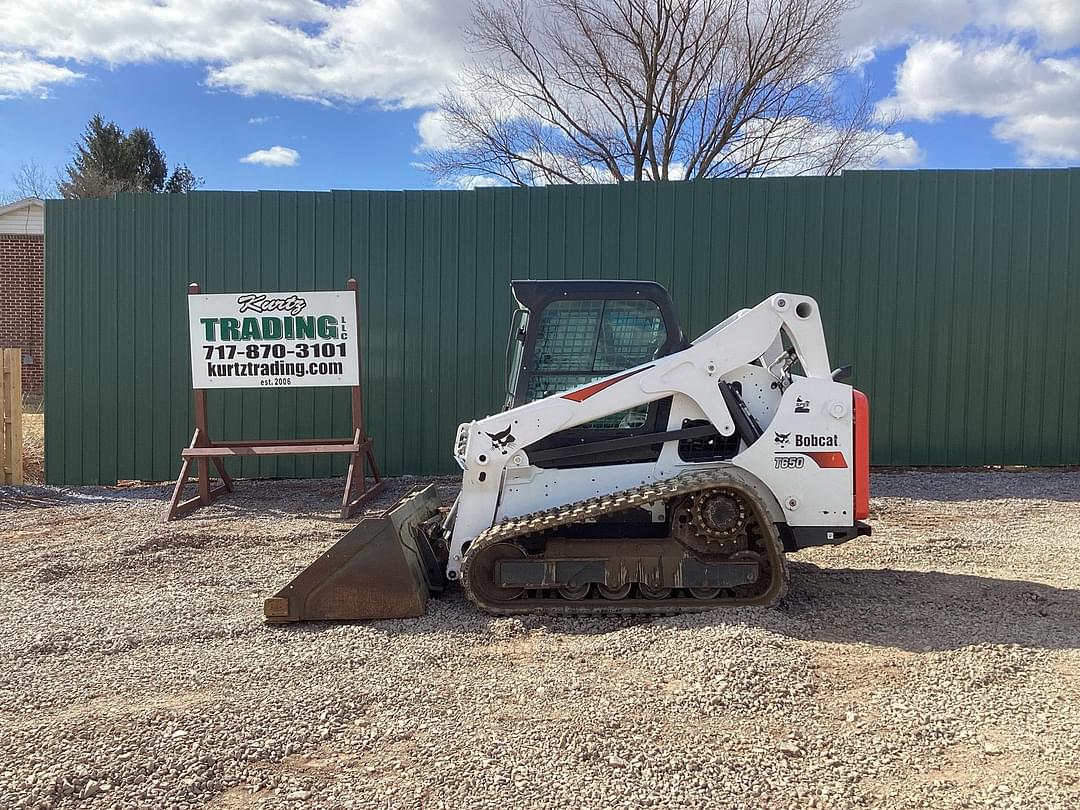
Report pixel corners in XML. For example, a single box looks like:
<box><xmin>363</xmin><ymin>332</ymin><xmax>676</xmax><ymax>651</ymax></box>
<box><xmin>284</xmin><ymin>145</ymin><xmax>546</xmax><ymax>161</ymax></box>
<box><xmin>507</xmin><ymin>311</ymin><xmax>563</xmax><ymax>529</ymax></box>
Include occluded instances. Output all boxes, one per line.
<box><xmin>853</xmin><ymin>390</ymin><xmax>871</xmax><ymax>521</ymax></box>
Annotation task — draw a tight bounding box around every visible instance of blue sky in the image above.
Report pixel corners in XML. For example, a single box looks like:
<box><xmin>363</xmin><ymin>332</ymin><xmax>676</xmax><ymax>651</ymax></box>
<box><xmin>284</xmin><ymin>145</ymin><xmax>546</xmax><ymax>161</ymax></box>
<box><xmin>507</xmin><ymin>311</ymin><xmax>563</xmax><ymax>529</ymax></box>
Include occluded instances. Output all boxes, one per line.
<box><xmin>0</xmin><ymin>62</ymin><xmax>433</xmax><ymax>192</ymax></box>
<box><xmin>1</xmin><ymin>1</ymin><xmax>1076</xmax><ymax>195</ymax></box>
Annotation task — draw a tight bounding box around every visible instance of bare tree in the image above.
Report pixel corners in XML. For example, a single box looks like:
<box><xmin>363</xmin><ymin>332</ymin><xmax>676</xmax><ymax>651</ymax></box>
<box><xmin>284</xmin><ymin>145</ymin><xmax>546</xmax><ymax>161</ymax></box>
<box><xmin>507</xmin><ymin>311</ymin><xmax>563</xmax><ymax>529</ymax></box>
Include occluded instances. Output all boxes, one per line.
<box><xmin>426</xmin><ymin>0</ymin><xmax>892</xmax><ymax>185</ymax></box>
<box><xmin>0</xmin><ymin>160</ymin><xmax>56</xmax><ymax>203</ymax></box>
<box><xmin>12</xmin><ymin>160</ymin><xmax>56</xmax><ymax>199</ymax></box>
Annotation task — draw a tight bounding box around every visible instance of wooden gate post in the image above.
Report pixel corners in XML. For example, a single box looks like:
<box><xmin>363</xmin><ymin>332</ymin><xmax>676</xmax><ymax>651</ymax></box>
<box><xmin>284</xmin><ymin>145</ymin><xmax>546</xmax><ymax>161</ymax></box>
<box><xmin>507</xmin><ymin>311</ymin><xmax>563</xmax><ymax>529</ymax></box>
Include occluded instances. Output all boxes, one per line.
<box><xmin>1</xmin><ymin>349</ymin><xmax>24</xmax><ymax>485</ymax></box>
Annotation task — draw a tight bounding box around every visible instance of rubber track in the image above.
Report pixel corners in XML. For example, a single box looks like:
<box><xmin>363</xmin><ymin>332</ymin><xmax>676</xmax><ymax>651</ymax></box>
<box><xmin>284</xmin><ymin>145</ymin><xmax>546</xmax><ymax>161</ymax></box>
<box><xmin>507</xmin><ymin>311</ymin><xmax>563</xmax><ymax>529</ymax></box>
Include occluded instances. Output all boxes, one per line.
<box><xmin>460</xmin><ymin>469</ymin><xmax>789</xmax><ymax>616</ymax></box>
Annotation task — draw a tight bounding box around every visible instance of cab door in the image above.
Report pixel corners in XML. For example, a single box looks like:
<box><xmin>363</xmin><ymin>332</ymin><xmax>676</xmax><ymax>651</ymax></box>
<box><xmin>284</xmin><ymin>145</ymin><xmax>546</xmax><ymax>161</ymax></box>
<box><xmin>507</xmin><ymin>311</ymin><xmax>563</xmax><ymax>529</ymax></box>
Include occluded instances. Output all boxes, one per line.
<box><xmin>507</xmin><ymin>280</ymin><xmax>687</xmax><ymax>467</ymax></box>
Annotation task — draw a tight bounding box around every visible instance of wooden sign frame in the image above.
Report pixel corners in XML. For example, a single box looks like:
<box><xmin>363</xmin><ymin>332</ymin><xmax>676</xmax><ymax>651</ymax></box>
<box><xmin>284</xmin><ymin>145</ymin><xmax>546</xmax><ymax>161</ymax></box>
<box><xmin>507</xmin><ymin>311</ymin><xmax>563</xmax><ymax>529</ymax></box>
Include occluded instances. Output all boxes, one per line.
<box><xmin>165</xmin><ymin>279</ymin><xmax>383</xmax><ymax>521</ymax></box>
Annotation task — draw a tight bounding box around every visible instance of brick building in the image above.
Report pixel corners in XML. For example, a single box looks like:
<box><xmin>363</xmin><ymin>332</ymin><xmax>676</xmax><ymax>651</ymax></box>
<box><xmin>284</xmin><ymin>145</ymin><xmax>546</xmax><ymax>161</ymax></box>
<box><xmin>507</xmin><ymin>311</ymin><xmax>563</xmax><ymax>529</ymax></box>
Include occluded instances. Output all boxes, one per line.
<box><xmin>0</xmin><ymin>197</ymin><xmax>45</xmax><ymax>399</ymax></box>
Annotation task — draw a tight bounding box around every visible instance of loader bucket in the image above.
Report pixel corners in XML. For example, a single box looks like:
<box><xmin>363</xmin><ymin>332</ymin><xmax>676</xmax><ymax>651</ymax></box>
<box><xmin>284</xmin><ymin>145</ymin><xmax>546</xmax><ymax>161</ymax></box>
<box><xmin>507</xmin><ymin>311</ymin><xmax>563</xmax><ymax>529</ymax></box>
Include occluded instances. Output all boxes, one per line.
<box><xmin>263</xmin><ymin>485</ymin><xmax>443</xmax><ymax>623</ymax></box>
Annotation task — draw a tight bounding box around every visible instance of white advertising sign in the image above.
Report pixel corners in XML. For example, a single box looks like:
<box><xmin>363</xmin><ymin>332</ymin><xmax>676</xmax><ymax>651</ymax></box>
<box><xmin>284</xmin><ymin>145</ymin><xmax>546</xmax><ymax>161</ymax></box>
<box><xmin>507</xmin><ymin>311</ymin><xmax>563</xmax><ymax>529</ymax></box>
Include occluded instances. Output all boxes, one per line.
<box><xmin>188</xmin><ymin>290</ymin><xmax>360</xmax><ymax>389</ymax></box>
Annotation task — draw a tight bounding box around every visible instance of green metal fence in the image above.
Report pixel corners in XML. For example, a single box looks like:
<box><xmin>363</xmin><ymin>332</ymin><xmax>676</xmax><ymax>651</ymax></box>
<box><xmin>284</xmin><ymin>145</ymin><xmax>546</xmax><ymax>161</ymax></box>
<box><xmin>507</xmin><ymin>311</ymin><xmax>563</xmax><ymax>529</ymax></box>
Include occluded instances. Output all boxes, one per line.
<box><xmin>45</xmin><ymin>169</ymin><xmax>1080</xmax><ymax>484</ymax></box>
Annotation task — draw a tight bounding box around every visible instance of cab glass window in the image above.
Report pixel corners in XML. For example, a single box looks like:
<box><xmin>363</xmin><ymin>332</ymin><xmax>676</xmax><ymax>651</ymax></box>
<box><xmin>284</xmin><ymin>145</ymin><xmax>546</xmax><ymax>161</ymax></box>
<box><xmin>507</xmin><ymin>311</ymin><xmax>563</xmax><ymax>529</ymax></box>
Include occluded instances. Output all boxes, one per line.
<box><xmin>526</xmin><ymin>299</ymin><xmax>666</xmax><ymax>428</ymax></box>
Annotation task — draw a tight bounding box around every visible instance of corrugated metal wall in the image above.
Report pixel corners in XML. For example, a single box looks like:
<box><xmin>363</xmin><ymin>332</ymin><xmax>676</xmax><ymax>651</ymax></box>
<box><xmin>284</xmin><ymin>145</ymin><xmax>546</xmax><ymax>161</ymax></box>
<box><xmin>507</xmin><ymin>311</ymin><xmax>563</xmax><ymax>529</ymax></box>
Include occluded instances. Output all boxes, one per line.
<box><xmin>45</xmin><ymin>169</ymin><xmax>1080</xmax><ymax>485</ymax></box>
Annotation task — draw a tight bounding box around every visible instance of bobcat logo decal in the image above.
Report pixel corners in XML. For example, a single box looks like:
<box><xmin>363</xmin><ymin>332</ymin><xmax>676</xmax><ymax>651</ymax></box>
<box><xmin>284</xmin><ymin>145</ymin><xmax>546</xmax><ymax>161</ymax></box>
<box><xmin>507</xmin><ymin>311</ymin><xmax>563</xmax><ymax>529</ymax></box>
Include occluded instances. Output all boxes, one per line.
<box><xmin>774</xmin><ymin>432</ymin><xmax>791</xmax><ymax>446</ymax></box>
<box><xmin>485</xmin><ymin>425</ymin><xmax>516</xmax><ymax>453</ymax></box>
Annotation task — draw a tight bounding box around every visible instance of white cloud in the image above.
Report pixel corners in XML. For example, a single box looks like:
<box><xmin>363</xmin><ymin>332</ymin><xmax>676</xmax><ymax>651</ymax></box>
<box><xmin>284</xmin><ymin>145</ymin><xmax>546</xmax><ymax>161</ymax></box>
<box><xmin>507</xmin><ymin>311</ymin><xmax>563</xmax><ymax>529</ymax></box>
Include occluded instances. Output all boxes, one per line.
<box><xmin>2</xmin><ymin>0</ymin><xmax>1078</xmax><ymax>168</ymax></box>
<box><xmin>870</xmin><ymin>132</ymin><xmax>927</xmax><ymax>167</ymax></box>
<box><xmin>838</xmin><ymin>0</ymin><xmax>972</xmax><ymax>53</ymax></box>
<box><xmin>988</xmin><ymin>0</ymin><xmax>1080</xmax><ymax>50</ymax></box>
<box><xmin>0</xmin><ymin>50</ymin><xmax>82</xmax><ymax>99</ymax></box>
<box><xmin>841</xmin><ymin>1</ymin><xmax>1080</xmax><ymax>53</ymax></box>
<box><xmin>839</xmin><ymin>2</ymin><xmax>1080</xmax><ymax>164</ymax></box>
<box><xmin>240</xmin><ymin>145</ymin><xmax>300</xmax><ymax>167</ymax></box>
<box><xmin>416</xmin><ymin>110</ymin><xmax>453</xmax><ymax>152</ymax></box>
<box><xmin>0</xmin><ymin>0</ymin><xmax>467</xmax><ymax>107</ymax></box>
<box><xmin>443</xmin><ymin>174</ymin><xmax>506</xmax><ymax>190</ymax></box>
<box><xmin>205</xmin><ymin>1</ymin><xmax>468</xmax><ymax>107</ymax></box>
<box><xmin>879</xmin><ymin>39</ymin><xmax>1079</xmax><ymax>120</ymax></box>
<box><xmin>741</xmin><ymin>119</ymin><xmax>925</xmax><ymax>176</ymax></box>
<box><xmin>992</xmin><ymin>114</ymin><xmax>1080</xmax><ymax>163</ymax></box>
<box><xmin>248</xmin><ymin>115</ymin><xmax>275</xmax><ymax>125</ymax></box>
<box><xmin>880</xmin><ymin>38</ymin><xmax>1080</xmax><ymax>163</ymax></box>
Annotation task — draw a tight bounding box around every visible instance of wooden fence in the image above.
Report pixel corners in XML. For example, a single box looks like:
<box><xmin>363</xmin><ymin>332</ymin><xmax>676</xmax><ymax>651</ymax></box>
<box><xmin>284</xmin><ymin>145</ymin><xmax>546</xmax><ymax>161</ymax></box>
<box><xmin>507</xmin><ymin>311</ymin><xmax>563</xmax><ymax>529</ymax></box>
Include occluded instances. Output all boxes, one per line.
<box><xmin>2</xmin><ymin>349</ymin><xmax>23</xmax><ymax>485</ymax></box>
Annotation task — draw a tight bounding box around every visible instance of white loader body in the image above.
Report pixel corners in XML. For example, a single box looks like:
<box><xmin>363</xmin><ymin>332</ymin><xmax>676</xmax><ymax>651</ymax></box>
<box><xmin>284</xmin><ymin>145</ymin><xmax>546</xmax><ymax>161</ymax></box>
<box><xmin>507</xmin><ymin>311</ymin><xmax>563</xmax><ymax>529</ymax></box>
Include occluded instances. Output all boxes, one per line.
<box><xmin>445</xmin><ymin>292</ymin><xmax>866</xmax><ymax>580</ymax></box>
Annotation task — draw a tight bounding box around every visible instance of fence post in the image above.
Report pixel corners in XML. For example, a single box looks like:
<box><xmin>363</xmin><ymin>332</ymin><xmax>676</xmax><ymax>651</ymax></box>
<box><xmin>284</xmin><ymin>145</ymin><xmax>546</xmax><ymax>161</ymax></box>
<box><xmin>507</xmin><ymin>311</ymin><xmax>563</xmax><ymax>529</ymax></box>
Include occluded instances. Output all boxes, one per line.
<box><xmin>2</xmin><ymin>349</ymin><xmax>23</xmax><ymax>485</ymax></box>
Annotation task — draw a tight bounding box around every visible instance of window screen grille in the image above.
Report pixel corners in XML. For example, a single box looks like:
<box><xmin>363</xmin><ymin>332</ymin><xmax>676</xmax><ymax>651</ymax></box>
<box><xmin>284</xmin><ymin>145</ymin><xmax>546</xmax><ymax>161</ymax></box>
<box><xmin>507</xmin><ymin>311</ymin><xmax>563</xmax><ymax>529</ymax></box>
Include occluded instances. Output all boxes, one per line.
<box><xmin>527</xmin><ymin>299</ymin><xmax>665</xmax><ymax>429</ymax></box>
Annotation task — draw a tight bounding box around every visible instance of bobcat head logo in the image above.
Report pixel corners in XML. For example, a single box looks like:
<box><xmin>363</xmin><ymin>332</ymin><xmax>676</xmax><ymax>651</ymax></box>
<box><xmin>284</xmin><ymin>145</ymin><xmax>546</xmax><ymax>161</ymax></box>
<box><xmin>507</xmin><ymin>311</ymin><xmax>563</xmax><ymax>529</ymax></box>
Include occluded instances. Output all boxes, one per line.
<box><xmin>774</xmin><ymin>432</ymin><xmax>791</xmax><ymax>446</ymax></box>
<box><xmin>485</xmin><ymin>425</ymin><xmax>516</xmax><ymax>453</ymax></box>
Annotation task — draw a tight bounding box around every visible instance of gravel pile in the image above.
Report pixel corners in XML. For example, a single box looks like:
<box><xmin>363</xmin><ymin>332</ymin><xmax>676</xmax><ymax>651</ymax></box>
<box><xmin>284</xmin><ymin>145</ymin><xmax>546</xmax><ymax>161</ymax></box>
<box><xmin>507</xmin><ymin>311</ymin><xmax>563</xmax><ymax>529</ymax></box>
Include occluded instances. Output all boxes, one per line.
<box><xmin>1</xmin><ymin>471</ymin><xmax>1078</xmax><ymax>809</ymax></box>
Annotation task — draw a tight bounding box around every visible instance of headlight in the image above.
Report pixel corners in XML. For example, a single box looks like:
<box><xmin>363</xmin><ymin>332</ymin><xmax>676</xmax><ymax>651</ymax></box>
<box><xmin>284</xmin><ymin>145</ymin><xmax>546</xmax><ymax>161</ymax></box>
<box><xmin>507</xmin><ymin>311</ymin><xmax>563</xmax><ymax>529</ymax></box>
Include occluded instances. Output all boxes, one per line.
<box><xmin>452</xmin><ymin>423</ymin><xmax>470</xmax><ymax>470</ymax></box>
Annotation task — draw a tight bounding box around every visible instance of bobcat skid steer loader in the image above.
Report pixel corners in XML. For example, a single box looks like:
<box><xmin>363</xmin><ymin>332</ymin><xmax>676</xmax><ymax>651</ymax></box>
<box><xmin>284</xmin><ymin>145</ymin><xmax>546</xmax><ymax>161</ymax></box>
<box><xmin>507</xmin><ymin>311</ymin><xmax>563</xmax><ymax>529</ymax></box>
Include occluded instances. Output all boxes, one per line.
<box><xmin>264</xmin><ymin>281</ymin><xmax>870</xmax><ymax>621</ymax></box>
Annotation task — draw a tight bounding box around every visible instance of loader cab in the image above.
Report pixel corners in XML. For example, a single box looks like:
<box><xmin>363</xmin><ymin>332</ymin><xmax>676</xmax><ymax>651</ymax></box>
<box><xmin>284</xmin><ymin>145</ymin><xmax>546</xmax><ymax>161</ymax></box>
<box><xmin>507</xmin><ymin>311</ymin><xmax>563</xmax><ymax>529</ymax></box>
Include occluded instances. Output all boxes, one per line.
<box><xmin>504</xmin><ymin>280</ymin><xmax>690</xmax><ymax>465</ymax></box>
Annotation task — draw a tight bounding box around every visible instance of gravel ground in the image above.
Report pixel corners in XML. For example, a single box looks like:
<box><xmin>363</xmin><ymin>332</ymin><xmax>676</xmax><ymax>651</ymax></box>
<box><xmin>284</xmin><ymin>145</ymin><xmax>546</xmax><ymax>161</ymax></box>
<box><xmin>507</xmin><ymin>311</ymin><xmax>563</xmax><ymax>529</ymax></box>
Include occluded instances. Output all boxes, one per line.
<box><xmin>1</xmin><ymin>471</ymin><xmax>1078</xmax><ymax>809</ymax></box>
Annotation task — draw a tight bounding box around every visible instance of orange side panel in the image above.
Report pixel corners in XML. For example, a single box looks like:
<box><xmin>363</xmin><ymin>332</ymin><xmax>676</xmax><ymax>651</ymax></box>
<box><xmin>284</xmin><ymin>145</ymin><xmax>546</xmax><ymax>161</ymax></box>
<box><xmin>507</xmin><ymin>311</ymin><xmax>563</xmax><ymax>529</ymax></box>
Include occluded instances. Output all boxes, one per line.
<box><xmin>803</xmin><ymin>451</ymin><xmax>847</xmax><ymax>469</ymax></box>
<box><xmin>853</xmin><ymin>390</ymin><xmax>870</xmax><ymax>520</ymax></box>
<box><xmin>561</xmin><ymin>366</ymin><xmax>652</xmax><ymax>402</ymax></box>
